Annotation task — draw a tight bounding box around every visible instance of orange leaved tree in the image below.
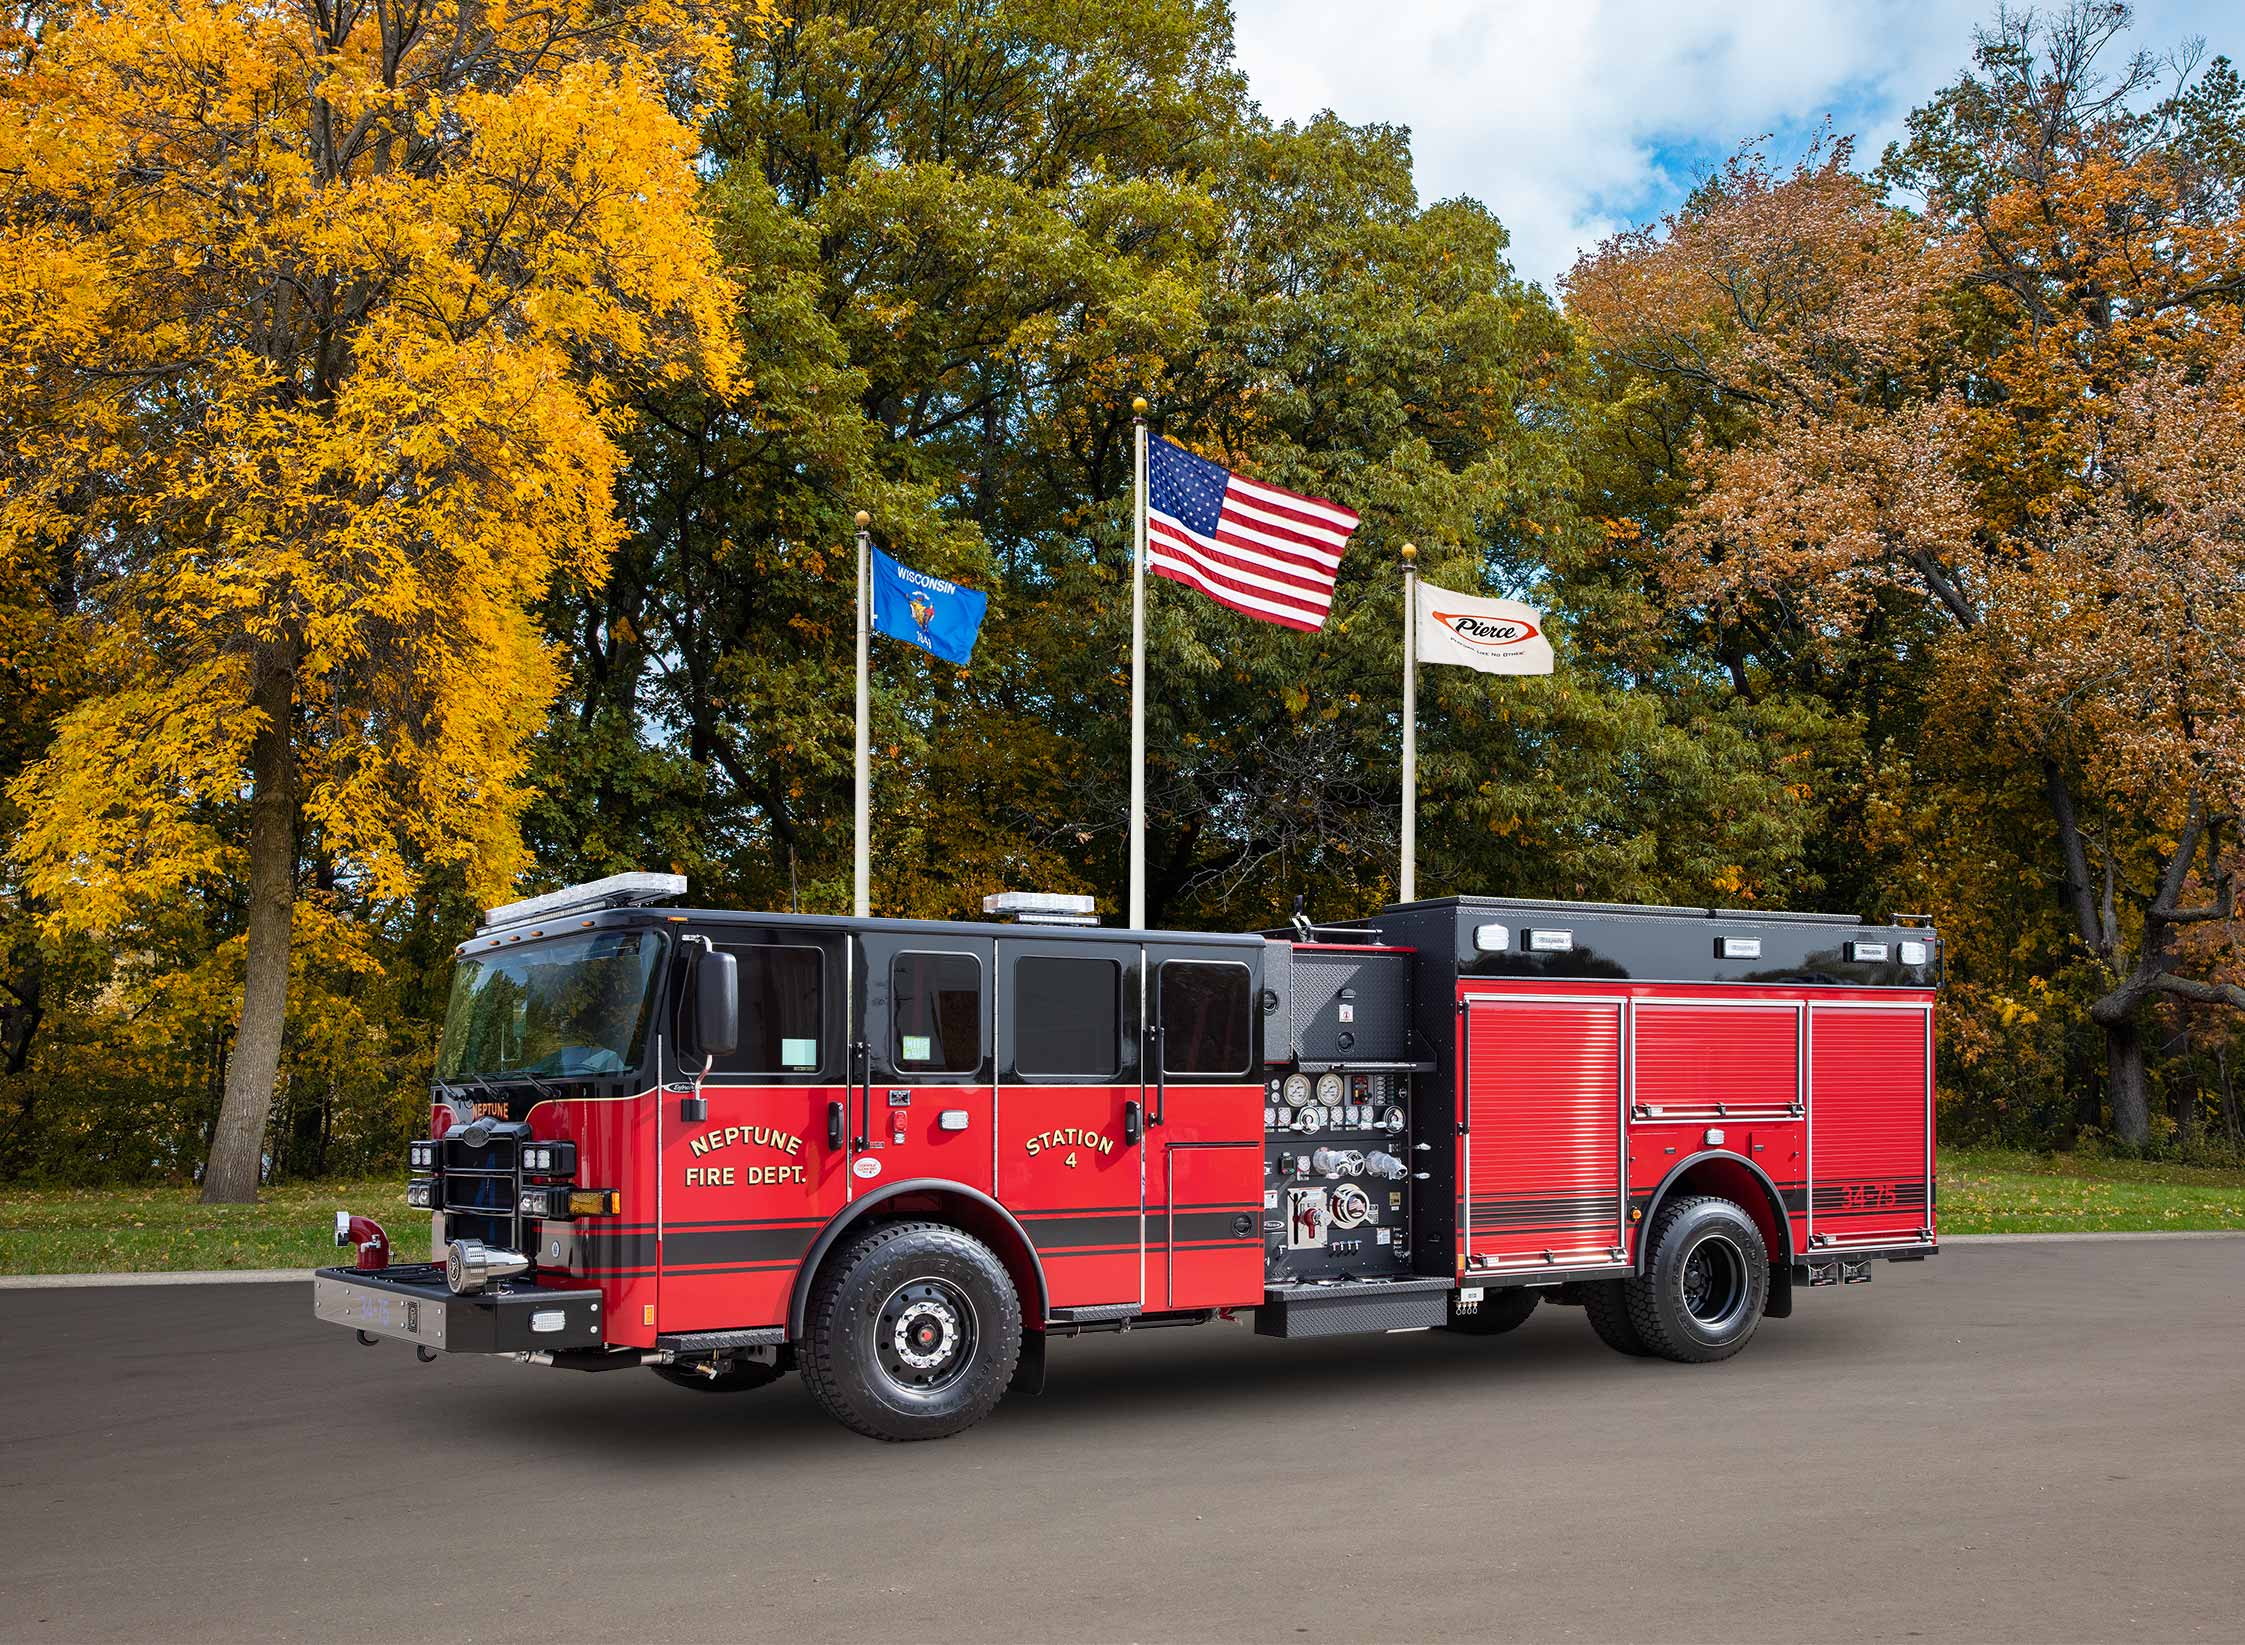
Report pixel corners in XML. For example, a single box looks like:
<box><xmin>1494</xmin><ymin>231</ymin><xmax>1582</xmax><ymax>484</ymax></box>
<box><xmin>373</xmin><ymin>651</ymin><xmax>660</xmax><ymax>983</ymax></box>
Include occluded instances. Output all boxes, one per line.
<box><xmin>0</xmin><ymin>0</ymin><xmax>756</xmax><ymax>1199</ymax></box>
<box><xmin>1568</xmin><ymin>9</ymin><xmax>2245</xmax><ymax>1141</ymax></box>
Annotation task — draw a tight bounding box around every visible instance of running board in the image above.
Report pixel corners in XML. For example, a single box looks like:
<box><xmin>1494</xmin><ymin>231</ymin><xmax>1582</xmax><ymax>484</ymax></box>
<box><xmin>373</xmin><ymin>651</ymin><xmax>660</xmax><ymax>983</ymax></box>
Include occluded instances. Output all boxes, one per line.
<box><xmin>1254</xmin><ymin>1277</ymin><xmax>1453</xmax><ymax>1339</ymax></box>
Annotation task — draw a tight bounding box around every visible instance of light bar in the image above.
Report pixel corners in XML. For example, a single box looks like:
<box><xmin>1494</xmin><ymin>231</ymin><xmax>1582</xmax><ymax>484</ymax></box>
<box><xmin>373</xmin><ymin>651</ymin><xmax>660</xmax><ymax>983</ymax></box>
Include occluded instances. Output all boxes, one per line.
<box><xmin>481</xmin><ymin>872</ymin><xmax>687</xmax><ymax>931</ymax></box>
<box><xmin>983</xmin><ymin>891</ymin><xmax>1097</xmax><ymax>918</ymax></box>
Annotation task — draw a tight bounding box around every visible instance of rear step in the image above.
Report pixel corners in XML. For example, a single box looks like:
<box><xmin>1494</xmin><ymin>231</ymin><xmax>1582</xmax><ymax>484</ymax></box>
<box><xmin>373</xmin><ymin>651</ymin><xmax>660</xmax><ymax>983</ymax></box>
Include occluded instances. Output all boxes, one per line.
<box><xmin>1254</xmin><ymin>1276</ymin><xmax>1453</xmax><ymax>1338</ymax></box>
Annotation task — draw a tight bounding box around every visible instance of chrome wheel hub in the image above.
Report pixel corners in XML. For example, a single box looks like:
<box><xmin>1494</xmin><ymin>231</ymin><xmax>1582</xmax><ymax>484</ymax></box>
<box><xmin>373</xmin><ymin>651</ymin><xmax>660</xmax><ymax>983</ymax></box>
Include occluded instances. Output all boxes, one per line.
<box><xmin>876</xmin><ymin>1279</ymin><xmax>978</xmax><ymax>1392</ymax></box>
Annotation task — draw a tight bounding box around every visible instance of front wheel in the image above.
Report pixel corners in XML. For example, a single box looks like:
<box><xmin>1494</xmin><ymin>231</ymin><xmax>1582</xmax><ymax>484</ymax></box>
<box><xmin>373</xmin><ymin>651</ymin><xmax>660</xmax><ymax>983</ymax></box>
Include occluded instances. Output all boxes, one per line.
<box><xmin>801</xmin><ymin>1220</ymin><xmax>1023</xmax><ymax>1441</ymax></box>
<box><xmin>1624</xmin><ymin>1195</ymin><xmax>1769</xmax><ymax>1363</ymax></box>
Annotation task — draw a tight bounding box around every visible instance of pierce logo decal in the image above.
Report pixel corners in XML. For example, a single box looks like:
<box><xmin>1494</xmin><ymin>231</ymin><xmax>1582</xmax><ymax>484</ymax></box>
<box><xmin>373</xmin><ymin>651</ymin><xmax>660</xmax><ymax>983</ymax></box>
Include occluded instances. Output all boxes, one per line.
<box><xmin>1432</xmin><ymin>610</ymin><xmax>1541</xmax><ymax>649</ymax></box>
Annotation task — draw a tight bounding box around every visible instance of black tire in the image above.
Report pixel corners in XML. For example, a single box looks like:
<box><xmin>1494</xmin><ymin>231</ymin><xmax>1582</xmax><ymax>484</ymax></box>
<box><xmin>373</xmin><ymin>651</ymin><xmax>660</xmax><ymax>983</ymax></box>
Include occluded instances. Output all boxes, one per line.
<box><xmin>1624</xmin><ymin>1195</ymin><xmax>1769</xmax><ymax>1363</ymax></box>
<box><xmin>1581</xmin><ymin>1279</ymin><xmax>1652</xmax><ymax>1356</ymax></box>
<box><xmin>1446</xmin><ymin>1287</ymin><xmax>1540</xmax><ymax>1335</ymax></box>
<box><xmin>650</xmin><ymin>1352</ymin><xmax>789</xmax><ymax>1394</ymax></box>
<box><xmin>800</xmin><ymin>1220</ymin><xmax>1022</xmax><ymax>1441</ymax></box>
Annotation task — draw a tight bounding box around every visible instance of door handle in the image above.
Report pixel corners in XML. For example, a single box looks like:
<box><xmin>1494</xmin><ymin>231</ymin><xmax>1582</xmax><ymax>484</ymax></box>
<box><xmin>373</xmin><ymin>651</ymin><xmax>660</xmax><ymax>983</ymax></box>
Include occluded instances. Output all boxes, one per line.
<box><xmin>1122</xmin><ymin>1100</ymin><xmax>1143</xmax><ymax>1145</ymax></box>
<box><xmin>826</xmin><ymin>1101</ymin><xmax>846</xmax><ymax>1150</ymax></box>
<box><xmin>852</xmin><ymin>1040</ymin><xmax>871</xmax><ymax>1148</ymax></box>
<box><xmin>1150</xmin><ymin>1025</ymin><xmax>1166</xmax><ymax>1127</ymax></box>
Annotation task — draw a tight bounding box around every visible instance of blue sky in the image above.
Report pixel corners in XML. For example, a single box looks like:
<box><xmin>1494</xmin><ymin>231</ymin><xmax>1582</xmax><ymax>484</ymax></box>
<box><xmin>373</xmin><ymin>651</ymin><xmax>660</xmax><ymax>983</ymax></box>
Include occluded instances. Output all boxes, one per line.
<box><xmin>1230</xmin><ymin>0</ymin><xmax>2237</xmax><ymax>291</ymax></box>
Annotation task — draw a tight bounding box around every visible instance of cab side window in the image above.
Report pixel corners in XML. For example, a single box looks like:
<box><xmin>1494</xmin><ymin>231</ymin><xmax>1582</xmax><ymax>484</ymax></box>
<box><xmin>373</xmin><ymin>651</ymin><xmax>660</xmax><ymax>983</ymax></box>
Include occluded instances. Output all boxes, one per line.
<box><xmin>1013</xmin><ymin>956</ymin><xmax>1121</xmax><ymax>1078</ymax></box>
<box><xmin>1160</xmin><ymin>960</ymin><xmax>1252</xmax><ymax>1075</ymax></box>
<box><xmin>712</xmin><ymin>944</ymin><xmax>824</xmax><ymax>1077</ymax></box>
<box><xmin>891</xmin><ymin>952</ymin><xmax>982</xmax><ymax>1074</ymax></box>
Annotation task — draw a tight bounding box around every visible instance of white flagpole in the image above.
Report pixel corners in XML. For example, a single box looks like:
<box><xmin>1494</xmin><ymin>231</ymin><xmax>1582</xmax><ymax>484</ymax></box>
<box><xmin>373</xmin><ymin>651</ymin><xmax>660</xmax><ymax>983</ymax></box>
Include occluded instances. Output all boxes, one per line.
<box><xmin>1129</xmin><ymin>396</ymin><xmax>1148</xmax><ymax>930</ymax></box>
<box><xmin>854</xmin><ymin>509</ymin><xmax>871</xmax><ymax>919</ymax></box>
<box><xmin>1400</xmin><ymin>542</ymin><xmax>1418</xmax><ymax>904</ymax></box>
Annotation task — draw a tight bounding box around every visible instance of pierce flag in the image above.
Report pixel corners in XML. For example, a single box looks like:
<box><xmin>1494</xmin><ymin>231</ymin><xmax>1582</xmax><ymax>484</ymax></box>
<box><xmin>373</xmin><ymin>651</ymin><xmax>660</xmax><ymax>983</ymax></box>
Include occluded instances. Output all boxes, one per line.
<box><xmin>869</xmin><ymin>545</ymin><xmax>987</xmax><ymax>666</ymax></box>
<box><xmin>1413</xmin><ymin>580</ymin><xmax>1553</xmax><ymax>675</ymax></box>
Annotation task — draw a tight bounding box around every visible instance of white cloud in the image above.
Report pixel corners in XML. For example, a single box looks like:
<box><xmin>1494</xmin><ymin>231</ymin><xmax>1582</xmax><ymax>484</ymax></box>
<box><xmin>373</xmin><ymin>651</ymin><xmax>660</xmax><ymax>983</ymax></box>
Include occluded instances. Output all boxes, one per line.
<box><xmin>1230</xmin><ymin>0</ymin><xmax>2234</xmax><ymax>291</ymax></box>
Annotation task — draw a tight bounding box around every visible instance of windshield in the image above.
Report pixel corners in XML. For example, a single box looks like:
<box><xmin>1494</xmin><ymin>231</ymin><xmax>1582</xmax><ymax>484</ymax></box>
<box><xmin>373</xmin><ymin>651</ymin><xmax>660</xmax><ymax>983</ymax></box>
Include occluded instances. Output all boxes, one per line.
<box><xmin>437</xmin><ymin>930</ymin><xmax>667</xmax><ymax>1081</ymax></box>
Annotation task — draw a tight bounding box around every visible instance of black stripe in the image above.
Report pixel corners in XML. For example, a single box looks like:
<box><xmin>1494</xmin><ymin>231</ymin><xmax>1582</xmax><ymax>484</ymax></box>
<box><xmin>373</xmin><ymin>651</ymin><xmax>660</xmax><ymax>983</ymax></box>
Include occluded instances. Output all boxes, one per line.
<box><xmin>661</xmin><ymin>1226</ymin><xmax>820</xmax><ymax>1267</ymax></box>
<box><xmin>1028</xmin><ymin>1213</ymin><xmax>1142</xmax><ymax>1250</ymax></box>
<box><xmin>1470</xmin><ymin>1192</ymin><xmax>1621</xmax><ymax>1221</ymax></box>
<box><xmin>578</xmin><ymin>1230</ymin><xmax>658</xmax><ymax>1270</ymax></box>
<box><xmin>1168</xmin><ymin>1209</ymin><xmax>1257</xmax><ymax>1241</ymax></box>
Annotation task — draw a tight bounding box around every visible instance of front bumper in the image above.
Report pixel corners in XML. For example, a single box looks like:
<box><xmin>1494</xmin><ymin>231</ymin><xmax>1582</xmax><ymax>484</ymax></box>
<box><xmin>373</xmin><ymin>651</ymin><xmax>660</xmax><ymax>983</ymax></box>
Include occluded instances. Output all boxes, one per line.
<box><xmin>313</xmin><ymin>1263</ymin><xmax>606</xmax><ymax>1354</ymax></box>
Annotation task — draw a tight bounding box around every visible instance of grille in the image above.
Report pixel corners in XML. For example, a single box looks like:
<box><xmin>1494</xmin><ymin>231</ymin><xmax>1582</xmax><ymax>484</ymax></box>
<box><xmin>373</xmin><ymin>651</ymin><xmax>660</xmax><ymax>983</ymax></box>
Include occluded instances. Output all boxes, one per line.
<box><xmin>442</xmin><ymin>1132</ymin><xmax>521</xmax><ymax>1252</ymax></box>
<box><xmin>443</xmin><ymin>1135</ymin><xmax>516</xmax><ymax>1173</ymax></box>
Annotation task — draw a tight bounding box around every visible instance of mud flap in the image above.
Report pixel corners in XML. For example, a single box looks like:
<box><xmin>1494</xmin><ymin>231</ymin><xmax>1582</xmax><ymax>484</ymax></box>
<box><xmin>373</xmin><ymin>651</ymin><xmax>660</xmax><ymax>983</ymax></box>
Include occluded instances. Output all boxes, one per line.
<box><xmin>1765</xmin><ymin>1261</ymin><xmax>1794</xmax><ymax>1319</ymax></box>
<box><xmin>1008</xmin><ymin>1328</ymin><xmax>1047</xmax><ymax>1397</ymax></box>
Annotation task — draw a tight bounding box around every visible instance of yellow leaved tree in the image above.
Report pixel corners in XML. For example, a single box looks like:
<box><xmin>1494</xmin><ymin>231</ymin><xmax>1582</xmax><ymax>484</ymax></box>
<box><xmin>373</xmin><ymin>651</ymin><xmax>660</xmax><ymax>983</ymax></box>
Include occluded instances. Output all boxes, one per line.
<box><xmin>0</xmin><ymin>0</ymin><xmax>759</xmax><ymax>1199</ymax></box>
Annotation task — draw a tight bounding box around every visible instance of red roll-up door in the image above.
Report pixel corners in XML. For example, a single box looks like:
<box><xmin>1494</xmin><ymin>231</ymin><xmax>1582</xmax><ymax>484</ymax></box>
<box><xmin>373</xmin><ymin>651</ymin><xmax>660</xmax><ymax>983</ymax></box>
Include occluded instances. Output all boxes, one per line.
<box><xmin>1810</xmin><ymin>1005</ymin><xmax>1932</xmax><ymax>1247</ymax></box>
<box><xmin>1461</xmin><ymin>997</ymin><xmax>1625</xmax><ymax>1271</ymax></box>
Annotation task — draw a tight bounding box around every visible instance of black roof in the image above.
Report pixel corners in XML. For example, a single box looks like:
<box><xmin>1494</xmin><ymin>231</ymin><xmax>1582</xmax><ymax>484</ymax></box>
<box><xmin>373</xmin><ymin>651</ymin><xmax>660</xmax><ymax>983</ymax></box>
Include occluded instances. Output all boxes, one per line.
<box><xmin>1383</xmin><ymin>894</ymin><xmax>1866</xmax><ymax>928</ymax></box>
<box><xmin>473</xmin><ymin>903</ymin><xmax>1268</xmax><ymax>949</ymax></box>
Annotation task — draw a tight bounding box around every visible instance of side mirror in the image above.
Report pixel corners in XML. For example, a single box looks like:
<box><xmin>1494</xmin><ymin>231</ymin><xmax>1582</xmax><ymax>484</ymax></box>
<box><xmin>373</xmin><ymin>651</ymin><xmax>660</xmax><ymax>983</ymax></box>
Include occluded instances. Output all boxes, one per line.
<box><xmin>693</xmin><ymin>948</ymin><xmax>738</xmax><ymax>1060</ymax></box>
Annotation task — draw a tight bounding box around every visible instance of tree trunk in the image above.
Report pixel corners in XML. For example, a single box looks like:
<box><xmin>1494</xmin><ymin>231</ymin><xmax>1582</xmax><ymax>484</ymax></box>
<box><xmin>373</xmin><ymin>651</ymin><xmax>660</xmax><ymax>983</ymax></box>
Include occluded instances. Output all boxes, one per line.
<box><xmin>200</xmin><ymin>649</ymin><xmax>297</xmax><ymax>1204</ymax></box>
<box><xmin>2104</xmin><ymin>1015</ymin><xmax>2149</xmax><ymax>1147</ymax></box>
<box><xmin>2218</xmin><ymin>1048</ymin><xmax>2242</xmax><ymax>1149</ymax></box>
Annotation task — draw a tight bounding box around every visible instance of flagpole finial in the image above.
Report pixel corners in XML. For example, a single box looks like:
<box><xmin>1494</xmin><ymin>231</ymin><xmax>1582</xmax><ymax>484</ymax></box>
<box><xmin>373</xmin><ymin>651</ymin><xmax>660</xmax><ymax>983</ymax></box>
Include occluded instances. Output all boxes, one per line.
<box><xmin>1400</xmin><ymin>541</ymin><xmax>1416</xmax><ymax>563</ymax></box>
<box><xmin>854</xmin><ymin>510</ymin><xmax>870</xmax><ymax>530</ymax></box>
<box><xmin>1132</xmin><ymin>396</ymin><xmax>1148</xmax><ymax>416</ymax></box>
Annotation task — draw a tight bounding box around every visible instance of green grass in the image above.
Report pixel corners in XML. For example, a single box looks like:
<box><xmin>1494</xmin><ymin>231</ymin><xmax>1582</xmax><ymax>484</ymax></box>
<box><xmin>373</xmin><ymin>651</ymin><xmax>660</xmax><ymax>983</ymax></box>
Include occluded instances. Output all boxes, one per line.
<box><xmin>0</xmin><ymin>1178</ymin><xmax>419</xmax><ymax>1275</ymax></box>
<box><xmin>1937</xmin><ymin>1147</ymin><xmax>2245</xmax><ymax>1234</ymax></box>
<box><xmin>1</xmin><ymin>1151</ymin><xmax>2240</xmax><ymax>1274</ymax></box>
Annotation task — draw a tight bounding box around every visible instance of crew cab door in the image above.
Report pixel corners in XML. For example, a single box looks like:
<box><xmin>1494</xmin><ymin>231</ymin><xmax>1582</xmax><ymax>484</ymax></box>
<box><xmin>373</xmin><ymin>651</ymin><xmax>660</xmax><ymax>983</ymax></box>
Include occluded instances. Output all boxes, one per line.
<box><xmin>658</xmin><ymin>928</ymin><xmax>850</xmax><ymax>1333</ymax></box>
<box><xmin>995</xmin><ymin>936</ymin><xmax>1145</xmax><ymax>1312</ymax></box>
<box><xmin>852</xmin><ymin>932</ymin><xmax>995</xmax><ymax>1198</ymax></box>
<box><xmin>1145</xmin><ymin>946</ymin><xmax>1265</xmax><ymax>1311</ymax></box>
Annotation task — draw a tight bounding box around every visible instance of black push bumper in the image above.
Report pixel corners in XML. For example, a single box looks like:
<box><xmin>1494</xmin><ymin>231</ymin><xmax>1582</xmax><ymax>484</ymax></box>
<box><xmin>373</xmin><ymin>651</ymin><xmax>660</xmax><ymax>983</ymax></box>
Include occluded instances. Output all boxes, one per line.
<box><xmin>313</xmin><ymin>1263</ymin><xmax>606</xmax><ymax>1354</ymax></box>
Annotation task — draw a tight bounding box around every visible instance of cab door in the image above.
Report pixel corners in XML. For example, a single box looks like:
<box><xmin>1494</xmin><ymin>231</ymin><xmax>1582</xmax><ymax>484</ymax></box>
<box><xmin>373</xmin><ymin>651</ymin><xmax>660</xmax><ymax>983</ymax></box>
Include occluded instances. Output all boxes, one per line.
<box><xmin>1145</xmin><ymin>945</ymin><xmax>1266</xmax><ymax>1311</ymax></box>
<box><xmin>995</xmin><ymin>936</ymin><xmax>1145</xmax><ymax>1312</ymax></box>
<box><xmin>658</xmin><ymin>928</ymin><xmax>850</xmax><ymax>1333</ymax></box>
<box><xmin>852</xmin><ymin>933</ymin><xmax>995</xmax><ymax>1198</ymax></box>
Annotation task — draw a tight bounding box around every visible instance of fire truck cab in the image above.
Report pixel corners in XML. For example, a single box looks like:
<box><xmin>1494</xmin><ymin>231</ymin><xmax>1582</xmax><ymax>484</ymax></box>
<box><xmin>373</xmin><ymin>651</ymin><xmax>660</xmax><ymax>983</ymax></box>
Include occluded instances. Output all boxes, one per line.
<box><xmin>315</xmin><ymin>874</ymin><xmax>1938</xmax><ymax>1441</ymax></box>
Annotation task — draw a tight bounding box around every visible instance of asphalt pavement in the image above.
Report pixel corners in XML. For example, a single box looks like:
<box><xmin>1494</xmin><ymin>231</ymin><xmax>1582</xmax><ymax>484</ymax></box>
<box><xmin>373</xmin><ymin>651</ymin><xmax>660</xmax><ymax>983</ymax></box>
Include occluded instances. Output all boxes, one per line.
<box><xmin>3</xmin><ymin>1237</ymin><xmax>2241</xmax><ymax>1642</ymax></box>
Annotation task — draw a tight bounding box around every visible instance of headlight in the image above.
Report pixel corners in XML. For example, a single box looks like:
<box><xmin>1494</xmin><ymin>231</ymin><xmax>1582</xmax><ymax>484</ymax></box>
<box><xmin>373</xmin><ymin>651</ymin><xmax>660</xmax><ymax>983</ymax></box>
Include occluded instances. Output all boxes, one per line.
<box><xmin>519</xmin><ymin>1142</ymin><xmax>576</xmax><ymax>1176</ymax></box>
<box><xmin>405</xmin><ymin>1179</ymin><xmax>434</xmax><ymax>1209</ymax></box>
<box><xmin>407</xmin><ymin>1140</ymin><xmax>436</xmax><ymax>1170</ymax></box>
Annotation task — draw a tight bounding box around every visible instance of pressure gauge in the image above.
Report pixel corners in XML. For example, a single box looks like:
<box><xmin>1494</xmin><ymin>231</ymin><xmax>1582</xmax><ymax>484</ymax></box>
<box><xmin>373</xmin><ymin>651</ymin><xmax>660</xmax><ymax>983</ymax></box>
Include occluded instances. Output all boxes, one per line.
<box><xmin>1292</xmin><ymin>1105</ymin><xmax>1323</xmax><ymax>1135</ymax></box>
<box><xmin>1282</xmin><ymin>1073</ymin><xmax>1314</xmax><ymax>1106</ymax></box>
<box><xmin>1315</xmin><ymin>1072</ymin><xmax>1345</xmax><ymax>1106</ymax></box>
<box><xmin>1381</xmin><ymin>1106</ymin><xmax>1407</xmax><ymax>1134</ymax></box>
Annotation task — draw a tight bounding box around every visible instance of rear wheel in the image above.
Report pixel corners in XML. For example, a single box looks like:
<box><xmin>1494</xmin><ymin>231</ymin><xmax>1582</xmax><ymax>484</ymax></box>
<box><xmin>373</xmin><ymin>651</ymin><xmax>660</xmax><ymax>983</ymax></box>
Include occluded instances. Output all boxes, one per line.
<box><xmin>1582</xmin><ymin>1279</ymin><xmax>1651</xmax><ymax>1356</ymax></box>
<box><xmin>1446</xmin><ymin>1287</ymin><xmax>1540</xmax><ymax>1335</ymax></box>
<box><xmin>1624</xmin><ymin>1195</ymin><xmax>1768</xmax><ymax>1363</ymax></box>
<box><xmin>801</xmin><ymin>1220</ymin><xmax>1022</xmax><ymax>1441</ymax></box>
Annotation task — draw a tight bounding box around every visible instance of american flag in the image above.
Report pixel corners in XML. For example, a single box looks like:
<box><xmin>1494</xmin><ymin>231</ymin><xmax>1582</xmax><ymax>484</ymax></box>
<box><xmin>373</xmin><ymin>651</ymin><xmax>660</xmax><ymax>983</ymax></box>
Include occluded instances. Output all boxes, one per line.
<box><xmin>1146</xmin><ymin>435</ymin><xmax>1359</xmax><ymax>632</ymax></box>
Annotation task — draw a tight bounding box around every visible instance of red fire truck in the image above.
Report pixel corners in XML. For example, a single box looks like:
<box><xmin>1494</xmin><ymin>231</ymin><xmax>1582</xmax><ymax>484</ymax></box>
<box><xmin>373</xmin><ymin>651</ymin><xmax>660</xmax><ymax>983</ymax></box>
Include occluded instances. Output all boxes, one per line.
<box><xmin>315</xmin><ymin>873</ymin><xmax>1938</xmax><ymax>1440</ymax></box>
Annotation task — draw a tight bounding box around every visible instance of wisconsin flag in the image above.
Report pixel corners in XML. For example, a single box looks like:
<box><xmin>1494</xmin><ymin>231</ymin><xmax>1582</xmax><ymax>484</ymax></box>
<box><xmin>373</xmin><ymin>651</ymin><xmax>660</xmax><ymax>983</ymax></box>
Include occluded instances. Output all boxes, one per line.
<box><xmin>870</xmin><ymin>546</ymin><xmax>988</xmax><ymax>666</ymax></box>
<box><xmin>1414</xmin><ymin>581</ymin><xmax>1554</xmax><ymax>675</ymax></box>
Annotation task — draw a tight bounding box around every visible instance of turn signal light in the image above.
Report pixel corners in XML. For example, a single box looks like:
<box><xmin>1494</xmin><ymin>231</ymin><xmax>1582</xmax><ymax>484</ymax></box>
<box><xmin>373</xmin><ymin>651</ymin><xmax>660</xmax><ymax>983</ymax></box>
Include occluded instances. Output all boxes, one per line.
<box><xmin>568</xmin><ymin>1189</ymin><xmax>622</xmax><ymax>1217</ymax></box>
